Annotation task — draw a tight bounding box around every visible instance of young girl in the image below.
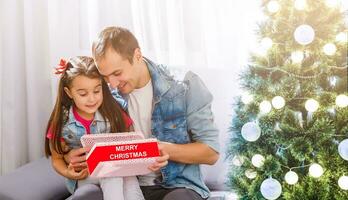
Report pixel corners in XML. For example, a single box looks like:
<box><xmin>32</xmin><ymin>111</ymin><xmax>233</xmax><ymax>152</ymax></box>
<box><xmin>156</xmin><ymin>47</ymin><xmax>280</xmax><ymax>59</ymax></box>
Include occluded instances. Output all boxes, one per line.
<box><xmin>45</xmin><ymin>56</ymin><xmax>144</xmax><ymax>200</ymax></box>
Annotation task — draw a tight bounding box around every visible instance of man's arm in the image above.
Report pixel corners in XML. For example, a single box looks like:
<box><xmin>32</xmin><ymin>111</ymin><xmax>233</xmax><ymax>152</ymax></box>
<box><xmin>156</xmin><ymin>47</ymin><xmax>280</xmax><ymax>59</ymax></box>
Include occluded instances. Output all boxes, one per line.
<box><xmin>160</xmin><ymin>142</ymin><xmax>219</xmax><ymax>165</ymax></box>
<box><xmin>164</xmin><ymin>71</ymin><xmax>220</xmax><ymax>165</ymax></box>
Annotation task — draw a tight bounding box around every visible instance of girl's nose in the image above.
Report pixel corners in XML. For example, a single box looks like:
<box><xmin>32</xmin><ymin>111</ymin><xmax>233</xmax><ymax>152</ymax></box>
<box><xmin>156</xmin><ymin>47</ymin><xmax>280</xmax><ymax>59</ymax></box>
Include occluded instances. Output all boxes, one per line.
<box><xmin>88</xmin><ymin>94</ymin><xmax>96</xmax><ymax>102</ymax></box>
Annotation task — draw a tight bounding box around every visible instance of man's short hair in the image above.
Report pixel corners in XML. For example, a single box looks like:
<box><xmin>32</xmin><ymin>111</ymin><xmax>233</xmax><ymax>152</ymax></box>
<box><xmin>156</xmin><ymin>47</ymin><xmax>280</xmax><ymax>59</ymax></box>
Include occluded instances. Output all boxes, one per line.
<box><xmin>92</xmin><ymin>27</ymin><xmax>139</xmax><ymax>64</ymax></box>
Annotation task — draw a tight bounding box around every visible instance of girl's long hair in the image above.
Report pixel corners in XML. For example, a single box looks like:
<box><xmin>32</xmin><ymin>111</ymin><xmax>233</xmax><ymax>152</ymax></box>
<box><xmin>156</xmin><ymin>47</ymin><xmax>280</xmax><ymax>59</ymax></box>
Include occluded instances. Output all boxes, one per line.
<box><xmin>45</xmin><ymin>56</ymin><xmax>127</xmax><ymax>156</ymax></box>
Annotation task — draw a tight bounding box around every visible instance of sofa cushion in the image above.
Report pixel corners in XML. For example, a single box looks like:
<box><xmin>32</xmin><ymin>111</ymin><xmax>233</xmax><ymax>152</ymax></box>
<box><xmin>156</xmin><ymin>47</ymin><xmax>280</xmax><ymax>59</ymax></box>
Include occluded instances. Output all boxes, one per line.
<box><xmin>0</xmin><ymin>157</ymin><xmax>70</xmax><ymax>200</ymax></box>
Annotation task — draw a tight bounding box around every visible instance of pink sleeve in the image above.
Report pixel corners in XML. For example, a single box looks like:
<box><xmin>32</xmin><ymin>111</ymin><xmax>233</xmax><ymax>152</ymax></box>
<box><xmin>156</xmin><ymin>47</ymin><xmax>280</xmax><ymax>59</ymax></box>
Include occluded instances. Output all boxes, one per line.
<box><xmin>122</xmin><ymin>111</ymin><xmax>133</xmax><ymax>128</ymax></box>
<box><xmin>46</xmin><ymin>126</ymin><xmax>64</xmax><ymax>142</ymax></box>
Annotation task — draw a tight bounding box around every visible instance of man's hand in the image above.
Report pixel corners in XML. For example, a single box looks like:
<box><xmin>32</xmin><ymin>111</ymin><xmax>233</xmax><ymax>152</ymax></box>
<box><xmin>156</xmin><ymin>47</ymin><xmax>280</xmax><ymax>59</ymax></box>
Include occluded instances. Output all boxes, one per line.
<box><xmin>148</xmin><ymin>142</ymin><xmax>169</xmax><ymax>172</ymax></box>
<box><xmin>64</xmin><ymin>147</ymin><xmax>90</xmax><ymax>171</ymax></box>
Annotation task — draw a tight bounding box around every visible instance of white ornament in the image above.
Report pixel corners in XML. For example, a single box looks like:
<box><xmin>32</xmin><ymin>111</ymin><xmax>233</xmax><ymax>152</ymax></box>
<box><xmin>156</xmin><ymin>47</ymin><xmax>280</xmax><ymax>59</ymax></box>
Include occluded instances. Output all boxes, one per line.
<box><xmin>338</xmin><ymin>176</ymin><xmax>348</xmax><ymax>190</ymax></box>
<box><xmin>309</xmin><ymin>163</ymin><xmax>324</xmax><ymax>178</ymax></box>
<box><xmin>285</xmin><ymin>171</ymin><xmax>299</xmax><ymax>185</ymax></box>
<box><xmin>291</xmin><ymin>51</ymin><xmax>304</xmax><ymax>63</ymax></box>
<box><xmin>260</xmin><ymin>100</ymin><xmax>272</xmax><ymax>114</ymax></box>
<box><xmin>305</xmin><ymin>99</ymin><xmax>319</xmax><ymax>112</ymax></box>
<box><xmin>232</xmin><ymin>155</ymin><xmax>244</xmax><ymax>166</ymax></box>
<box><xmin>252</xmin><ymin>154</ymin><xmax>265</xmax><ymax>168</ymax></box>
<box><xmin>245</xmin><ymin>169</ymin><xmax>257</xmax><ymax>179</ymax></box>
<box><xmin>338</xmin><ymin>139</ymin><xmax>348</xmax><ymax>160</ymax></box>
<box><xmin>294</xmin><ymin>24</ymin><xmax>315</xmax><ymax>45</ymax></box>
<box><xmin>294</xmin><ymin>0</ymin><xmax>306</xmax><ymax>10</ymax></box>
<box><xmin>323</xmin><ymin>43</ymin><xmax>337</xmax><ymax>56</ymax></box>
<box><xmin>241</xmin><ymin>122</ymin><xmax>261</xmax><ymax>142</ymax></box>
<box><xmin>336</xmin><ymin>32</ymin><xmax>347</xmax><ymax>43</ymax></box>
<box><xmin>261</xmin><ymin>37</ymin><xmax>273</xmax><ymax>50</ymax></box>
<box><xmin>336</xmin><ymin>94</ymin><xmax>348</xmax><ymax>108</ymax></box>
<box><xmin>325</xmin><ymin>0</ymin><xmax>339</xmax><ymax>8</ymax></box>
<box><xmin>260</xmin><ymin>177</ymin><xmax>282</xmax><ymax>200</ymax></box>
<box><xmin>272</xmin><ymin>96</ymin><xmax>285</xmax><ymax>109</ymax></box>
<box><xmin>241</xmin><ymin>92</ymin><xmax>253</xmax><ymax>104</ymax></box>
<box><xmin>267</xmin><ymin>1</ymin><xmax>280</xmax><ymax>13</ymax></box>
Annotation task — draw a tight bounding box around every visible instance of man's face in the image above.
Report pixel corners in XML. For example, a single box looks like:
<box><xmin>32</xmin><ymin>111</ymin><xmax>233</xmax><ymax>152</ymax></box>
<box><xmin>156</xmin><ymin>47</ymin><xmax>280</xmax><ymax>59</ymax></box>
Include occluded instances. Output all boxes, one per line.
<box><xmin>96</xmin><ymin>48</ymin><xmax>137</xmax><ymax>94</ymax></box>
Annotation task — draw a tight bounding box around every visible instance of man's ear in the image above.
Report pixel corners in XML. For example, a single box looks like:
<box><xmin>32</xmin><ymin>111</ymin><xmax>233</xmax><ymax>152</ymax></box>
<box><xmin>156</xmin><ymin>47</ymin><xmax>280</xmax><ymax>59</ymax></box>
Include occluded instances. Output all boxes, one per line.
<box><xmin>64</xmin><ymin>87</ymin><xmax>73</xmax><ymax>99</ymax></box>
<box><xmin>133</xmin><ymin>48</ymin><xmax>142</xmax><ymax>62</ymax></box>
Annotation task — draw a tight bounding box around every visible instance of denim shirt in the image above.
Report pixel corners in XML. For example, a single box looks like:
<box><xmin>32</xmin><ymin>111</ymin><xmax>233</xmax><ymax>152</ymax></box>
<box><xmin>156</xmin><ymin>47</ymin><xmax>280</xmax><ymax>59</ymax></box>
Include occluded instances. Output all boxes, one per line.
<box><xmin>122</xmin><ymin>58</ymin><xmax>220</xmax><ymax>198</ymax></box>
<box><xmin>62</xmin><ymin>107</ymin><xmax>110</xmax><ymax>193</ymax></box>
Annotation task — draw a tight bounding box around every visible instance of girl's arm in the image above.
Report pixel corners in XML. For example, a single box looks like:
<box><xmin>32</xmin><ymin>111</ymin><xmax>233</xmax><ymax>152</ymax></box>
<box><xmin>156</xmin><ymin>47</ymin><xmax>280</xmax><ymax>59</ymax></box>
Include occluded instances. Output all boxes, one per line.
<box><xmin>49</xmin><ymin>141</ymin><xmax>89</xmax><ymax>180</ymax></box>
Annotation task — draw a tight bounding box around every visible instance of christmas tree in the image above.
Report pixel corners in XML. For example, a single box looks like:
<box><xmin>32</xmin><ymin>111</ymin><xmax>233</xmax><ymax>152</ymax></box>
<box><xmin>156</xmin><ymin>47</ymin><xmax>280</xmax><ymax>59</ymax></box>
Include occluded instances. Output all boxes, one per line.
<box><xmin>227</xmin><ymin>0</ymin><xmax>347</xmax><ymax>199</ymax></box>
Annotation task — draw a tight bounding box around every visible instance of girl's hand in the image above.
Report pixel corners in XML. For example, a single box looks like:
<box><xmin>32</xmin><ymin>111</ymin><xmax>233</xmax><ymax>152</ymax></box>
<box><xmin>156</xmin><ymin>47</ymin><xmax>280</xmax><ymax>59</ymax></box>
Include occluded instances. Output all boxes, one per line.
<box><xmin>64</xmin><ymin>147</ymin><xmax>90</xmax><ymax>171</ymax></box>
<box><xmin>65</xmin><ymin>163</ymin><xmax>89</xmax><ymax>180</ymax></box>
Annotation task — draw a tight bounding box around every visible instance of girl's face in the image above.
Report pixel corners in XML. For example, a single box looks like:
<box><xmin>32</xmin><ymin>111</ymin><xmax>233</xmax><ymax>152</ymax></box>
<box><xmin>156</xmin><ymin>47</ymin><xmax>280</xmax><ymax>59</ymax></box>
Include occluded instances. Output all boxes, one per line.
<box><xmin>64</xmin><ymin>75</ymin><xmax>103</xmax><ymax>119</ymax></box>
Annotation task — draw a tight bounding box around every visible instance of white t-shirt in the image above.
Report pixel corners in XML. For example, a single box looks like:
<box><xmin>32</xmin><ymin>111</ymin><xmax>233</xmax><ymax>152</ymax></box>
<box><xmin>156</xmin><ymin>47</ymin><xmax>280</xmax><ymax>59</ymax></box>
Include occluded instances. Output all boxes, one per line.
<box><xmin>127</xmin><ymin>79</ymin><xmax>159</xmax><ymax>186</ymax></box>
<box><xmin>128</xmin><ymin>79</ymin><xmax>153</xmax><ymax>138</ymax></box>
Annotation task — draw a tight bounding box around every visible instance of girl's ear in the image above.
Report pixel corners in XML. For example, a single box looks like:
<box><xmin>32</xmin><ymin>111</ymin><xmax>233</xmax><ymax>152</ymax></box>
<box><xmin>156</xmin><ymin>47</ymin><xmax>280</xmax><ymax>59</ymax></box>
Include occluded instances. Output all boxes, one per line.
<box><xmin>64</xmin><ymin>87</ymin><xmax>73</xmax><ymax>99</ymax></box>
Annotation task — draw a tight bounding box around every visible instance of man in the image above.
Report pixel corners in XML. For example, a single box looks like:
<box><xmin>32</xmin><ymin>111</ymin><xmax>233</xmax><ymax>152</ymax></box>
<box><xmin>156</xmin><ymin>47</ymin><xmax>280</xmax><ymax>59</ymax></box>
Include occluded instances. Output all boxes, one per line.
<box><xmin>68</xmin><ymin>26</ymin><xmax>219</xmax><ymax>200</ymax></box>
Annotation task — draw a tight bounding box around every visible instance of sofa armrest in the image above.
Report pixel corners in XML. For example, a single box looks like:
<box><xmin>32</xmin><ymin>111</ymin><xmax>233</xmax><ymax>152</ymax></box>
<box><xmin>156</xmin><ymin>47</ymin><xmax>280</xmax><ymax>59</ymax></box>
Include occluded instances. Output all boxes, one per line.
<box><xmin>0</xmin><ymin>157</ymin><xmax>70</xmax><ymax>200</ymax></box>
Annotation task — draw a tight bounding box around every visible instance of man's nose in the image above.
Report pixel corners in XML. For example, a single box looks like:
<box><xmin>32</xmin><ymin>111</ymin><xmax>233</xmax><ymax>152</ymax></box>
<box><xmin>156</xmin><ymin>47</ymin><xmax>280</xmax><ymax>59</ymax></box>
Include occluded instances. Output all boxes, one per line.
<box><xmin>107</xmin><ymin>76</ymin><xmax>120</xmax><ymax>89</ymax></box>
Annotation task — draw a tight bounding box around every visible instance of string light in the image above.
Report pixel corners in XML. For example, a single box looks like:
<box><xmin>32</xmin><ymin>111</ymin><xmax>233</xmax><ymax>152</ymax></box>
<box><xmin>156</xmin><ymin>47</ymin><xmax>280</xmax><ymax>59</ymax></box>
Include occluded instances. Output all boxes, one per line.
<box><xmin>254</xmin><ymin>64</ymin><xmax>325</xmax><ymax>79</ymax></box>
<box><xmin>245</xmin><ymin>169</ymin><xmax>257</xmax><ymax>179</ymax></box>
<box><xmin>336</xmin><ymin>94</ymin><xmax>348</xmax><ymax>108</ymax></box>
<box><xmin>328</xmin><ymin>76</ymin><xmax>338</xmax><ymax>87</ymax></box>
<box><xmin>336</xmin><ymin>32</ymin><xmax>347</xmax><ymax>43</ymax></box>
<box><xmin>260</xmin><ymin>100</ymin><xmax>272</xmax><ymax>114</ymax></box>
<box><xmin>272</xmin><ymin>96</ymin><xmax>285</xmax><ymax>109</ymax></box>
<box><xmin>285</xmin><ymin>171</ymin><xmax>299</xmax><ymax>185</ymax></box>
<box><xmin>267</xmin><ymin>1</ymin><xmax>280</xmax><ymax>13</ymax></box>
<box><xmin>309</xmin><ymin>163</ymin><xmax>324</xmax><ymax>178</ymax></box>
<box><xmin>305</xmin><ymin>99</ymin><xmax>319</xmax><ymax>112</ymax></box>
<box><xmin>255</xmin><ymin>46</ymin><xmax>268</xmax><ymax>56</ymax></box>
<box><xmin>323</xmin><ymin>43</ymin><xmax>337</xmax><ymax>56</ymax></box>
<box><xmin>291</xmin><ymin>51</ymin><xmax>304</xmax><ymax>63</ymax></box>
<box><xmin>252</xmin><ymin>154</ymin><xmax>265</xmax><ymax>168</ymax></box>
<box><xmin>325</xmin><ymin>0</ymin><xmax>339</xmax><ymax>8</ymax></box>
<box><xmin>261</xmin><ymin>37</ymin><xmax>273</xmax><ymax>50</ymax></box>
<box><xmin>232</xmin><ymin>155</ymin><xmax>244</xmax><ymax>166</ymax></box>
<box><xmin>241</xmin><ymin>92</ymin><xmax>253</xmax><ymax>104</ymax></box>
<box><xmin>294</xmin><ymin>0</ymin><xmax>307</xmax><ymax>10</ymax></box>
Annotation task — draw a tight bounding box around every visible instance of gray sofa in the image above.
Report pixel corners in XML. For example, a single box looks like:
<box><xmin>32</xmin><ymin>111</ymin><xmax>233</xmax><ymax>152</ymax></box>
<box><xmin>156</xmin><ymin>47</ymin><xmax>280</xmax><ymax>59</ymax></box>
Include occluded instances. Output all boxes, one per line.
<box><xmin>0</xmin><ymin>158</ymin><xmax>230</xmax><ymax>200</ymax></box>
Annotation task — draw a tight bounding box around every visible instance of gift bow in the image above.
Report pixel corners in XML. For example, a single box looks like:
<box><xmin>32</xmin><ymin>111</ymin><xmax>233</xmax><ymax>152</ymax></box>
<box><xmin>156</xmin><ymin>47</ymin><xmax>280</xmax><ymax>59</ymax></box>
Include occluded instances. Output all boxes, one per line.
<box><xmin>54</xmin><ymin>59</ymin><xmax>68</xmax><ymax>74</ymax></box>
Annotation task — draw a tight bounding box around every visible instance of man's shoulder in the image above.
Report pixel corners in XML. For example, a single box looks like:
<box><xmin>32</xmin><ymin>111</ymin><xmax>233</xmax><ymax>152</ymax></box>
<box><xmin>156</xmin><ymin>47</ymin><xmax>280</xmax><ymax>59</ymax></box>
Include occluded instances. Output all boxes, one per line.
<box><xmin>145</xmin><ymin>57</ymin><xmax>187</xmax><ymax>83</ymax></box>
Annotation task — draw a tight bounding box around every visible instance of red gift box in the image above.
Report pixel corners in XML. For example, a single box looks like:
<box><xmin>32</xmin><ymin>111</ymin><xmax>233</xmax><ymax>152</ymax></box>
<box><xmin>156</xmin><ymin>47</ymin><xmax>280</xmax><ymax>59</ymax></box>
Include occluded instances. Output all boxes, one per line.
<box><xmin>81</xmin><ymin>132</ymin><xmax>160</xmax><ymax>178</ymax></box>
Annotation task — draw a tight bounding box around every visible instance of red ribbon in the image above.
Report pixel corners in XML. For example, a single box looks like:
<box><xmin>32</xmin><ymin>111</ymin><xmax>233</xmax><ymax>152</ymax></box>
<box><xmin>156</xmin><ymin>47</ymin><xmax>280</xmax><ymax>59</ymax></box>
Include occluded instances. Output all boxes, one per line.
<box><xmin>54</xmin><ymin>59</ymin><xmax>68</xmax><ymax>74</ymax></box>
